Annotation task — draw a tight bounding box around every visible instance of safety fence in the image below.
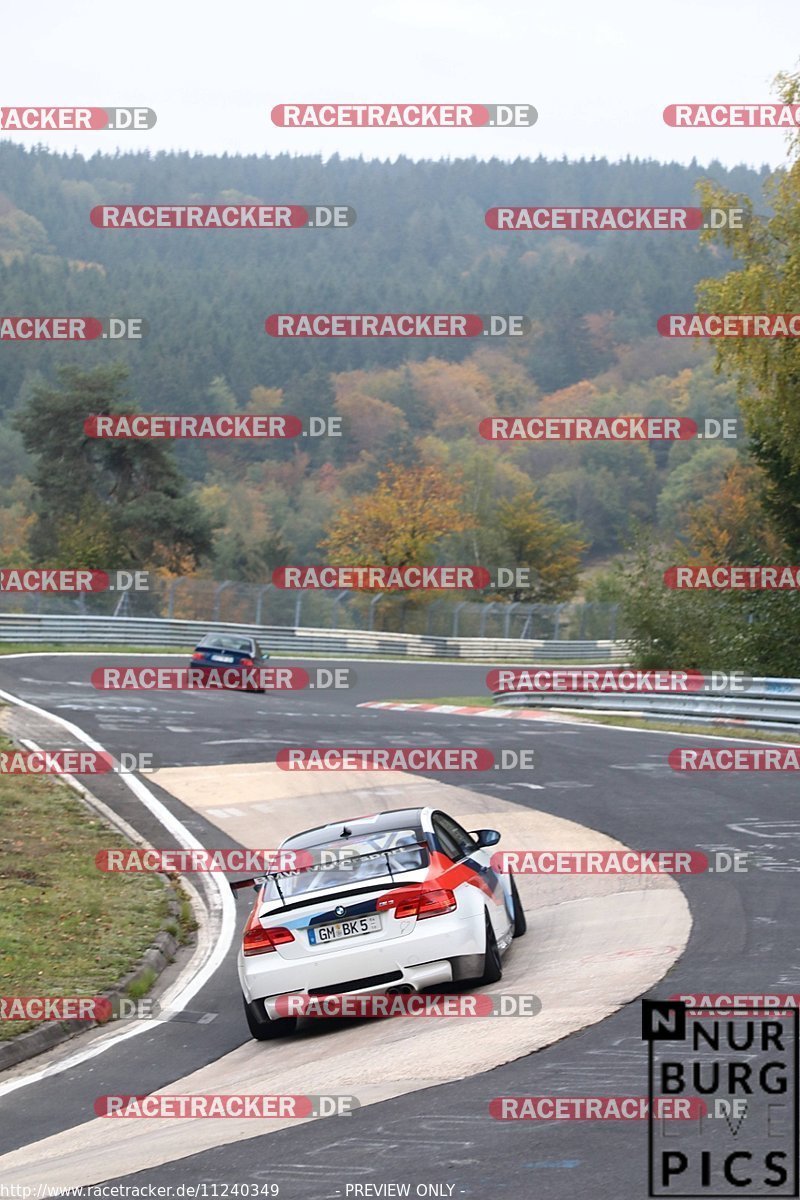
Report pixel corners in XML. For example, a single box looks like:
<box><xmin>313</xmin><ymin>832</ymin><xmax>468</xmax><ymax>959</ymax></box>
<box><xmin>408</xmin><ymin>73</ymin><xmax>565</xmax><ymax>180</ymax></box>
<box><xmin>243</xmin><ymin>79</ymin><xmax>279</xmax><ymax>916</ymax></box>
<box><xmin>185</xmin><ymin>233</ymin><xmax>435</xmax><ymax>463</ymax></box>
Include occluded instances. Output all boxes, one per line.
<box><xmin>0</xmin><ymin>579</ymin><xmax>622</xmax><ymax>641</ymax></box>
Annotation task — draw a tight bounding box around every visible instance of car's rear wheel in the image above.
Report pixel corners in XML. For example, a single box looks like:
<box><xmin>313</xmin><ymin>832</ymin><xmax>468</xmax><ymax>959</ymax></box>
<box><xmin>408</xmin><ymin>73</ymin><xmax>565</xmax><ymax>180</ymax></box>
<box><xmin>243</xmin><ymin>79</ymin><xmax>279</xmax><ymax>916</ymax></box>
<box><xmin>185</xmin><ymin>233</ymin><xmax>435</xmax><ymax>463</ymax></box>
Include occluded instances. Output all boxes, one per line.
<box><xmin>243</xmin><ymin>995</ymin><xmax>297</xmax><ymax>1040</ymax></box>
<box><xmin>478</xmin><ymin>911</ymin><xmax>503</xmax><ymax>985</ymax></box>
<box><xmin>510</xmin><ymin>872</ymin><xmax>527</xmax><ymax>938</ymax></box>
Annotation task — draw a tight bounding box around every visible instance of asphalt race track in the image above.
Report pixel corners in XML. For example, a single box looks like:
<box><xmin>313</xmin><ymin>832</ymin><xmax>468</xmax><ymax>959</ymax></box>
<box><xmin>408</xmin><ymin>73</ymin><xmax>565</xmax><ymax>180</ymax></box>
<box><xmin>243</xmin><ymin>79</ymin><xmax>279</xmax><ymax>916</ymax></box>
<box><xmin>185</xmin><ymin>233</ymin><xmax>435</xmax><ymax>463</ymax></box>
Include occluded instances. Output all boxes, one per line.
<box><xmin>0</xmin><ymin>653</ymin><xmax>796</xmax><ymax>1198</ymax></box>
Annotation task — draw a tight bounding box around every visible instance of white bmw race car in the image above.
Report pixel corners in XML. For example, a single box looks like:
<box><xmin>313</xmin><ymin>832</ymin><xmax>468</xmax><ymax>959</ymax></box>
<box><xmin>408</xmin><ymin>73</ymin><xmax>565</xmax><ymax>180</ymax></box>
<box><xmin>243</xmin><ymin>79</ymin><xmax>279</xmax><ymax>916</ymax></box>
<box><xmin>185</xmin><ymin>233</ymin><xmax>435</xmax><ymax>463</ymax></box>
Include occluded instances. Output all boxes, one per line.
<box><xmin>233</xmin><ymin>806</ymin><xmax>526</xmax><ymax>1039</ymax></box>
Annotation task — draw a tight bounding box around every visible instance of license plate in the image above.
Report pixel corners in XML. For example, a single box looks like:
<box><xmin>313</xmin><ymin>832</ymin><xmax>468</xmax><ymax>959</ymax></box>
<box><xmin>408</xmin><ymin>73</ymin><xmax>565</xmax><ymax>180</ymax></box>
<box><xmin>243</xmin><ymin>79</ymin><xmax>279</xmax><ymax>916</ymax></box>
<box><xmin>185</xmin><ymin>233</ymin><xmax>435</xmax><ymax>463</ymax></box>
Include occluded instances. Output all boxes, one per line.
<box><xmin>308</xmin><ymin>914</ymin><xmax>381</xmax><ymax>945</ymax></box>
<box><xmin>211</xmin><ymin>654</ymin><xmax>234</xmax><ymax>663</ymax></box>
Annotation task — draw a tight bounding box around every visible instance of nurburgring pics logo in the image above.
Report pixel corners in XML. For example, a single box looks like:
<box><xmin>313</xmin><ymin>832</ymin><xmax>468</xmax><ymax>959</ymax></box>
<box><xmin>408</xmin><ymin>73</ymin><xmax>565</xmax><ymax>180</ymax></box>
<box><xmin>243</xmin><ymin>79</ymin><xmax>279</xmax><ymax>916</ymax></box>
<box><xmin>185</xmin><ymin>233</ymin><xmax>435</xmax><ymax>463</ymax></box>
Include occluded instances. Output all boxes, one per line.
<box><xmin>644</xmin><ymin>998</ymin><xmax>799</xmax><ymax>1196</ymax></box>
<box><xmin>271</xmin><ymin>104</ymin><xmax>537</xmax><ymax>127</ymax></box>
<box><xmin>0</xmin><ymin>107</ymin><xmax>156</xmax><ymax>130</ymax></box>
<box><xmin>90</xmin><ymin>205</ymin><xmax>354</xmax><ymax>229</ymax></box>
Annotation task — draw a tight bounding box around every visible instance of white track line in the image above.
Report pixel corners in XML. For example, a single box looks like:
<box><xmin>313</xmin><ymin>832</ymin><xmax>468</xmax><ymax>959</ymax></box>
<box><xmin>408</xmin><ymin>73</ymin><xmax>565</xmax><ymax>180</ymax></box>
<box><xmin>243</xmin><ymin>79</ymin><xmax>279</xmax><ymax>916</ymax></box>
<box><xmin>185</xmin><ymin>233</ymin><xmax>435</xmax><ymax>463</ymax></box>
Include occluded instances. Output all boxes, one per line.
<box><xmin>0</xmin><ymin>686</ymin><xmax>237</xmax><ymax>1098</ymax></box>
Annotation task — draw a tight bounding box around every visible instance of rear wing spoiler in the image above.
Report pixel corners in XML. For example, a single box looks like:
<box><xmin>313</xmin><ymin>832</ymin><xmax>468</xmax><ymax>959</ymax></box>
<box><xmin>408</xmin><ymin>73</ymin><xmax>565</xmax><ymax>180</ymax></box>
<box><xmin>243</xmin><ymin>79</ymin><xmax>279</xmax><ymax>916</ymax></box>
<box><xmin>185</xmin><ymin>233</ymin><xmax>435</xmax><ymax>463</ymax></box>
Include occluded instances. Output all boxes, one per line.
<box><xmin>230</xmin><ymin>875</ymin><xmax>265</xmax><ymax>894</ymax></box>
<box><xmin>229</xmin><ymin>840</ymin><xmax>430</xmax><ymax>905</ymax></box>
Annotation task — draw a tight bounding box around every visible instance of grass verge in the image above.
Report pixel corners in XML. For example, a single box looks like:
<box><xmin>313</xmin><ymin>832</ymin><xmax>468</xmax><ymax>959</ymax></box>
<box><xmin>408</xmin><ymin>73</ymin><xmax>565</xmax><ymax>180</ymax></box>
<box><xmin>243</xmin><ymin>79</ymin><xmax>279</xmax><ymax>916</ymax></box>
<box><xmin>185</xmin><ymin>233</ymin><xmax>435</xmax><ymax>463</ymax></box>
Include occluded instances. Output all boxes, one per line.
<box><xmin>0</xmin><ymin>643</ymin><xmax>190</xmax><ymax>656</ymax></box>
<box><xmin>0</xmin><ymin>735</ymin><xmax>175</xmax><ymax>1040</ymax></box>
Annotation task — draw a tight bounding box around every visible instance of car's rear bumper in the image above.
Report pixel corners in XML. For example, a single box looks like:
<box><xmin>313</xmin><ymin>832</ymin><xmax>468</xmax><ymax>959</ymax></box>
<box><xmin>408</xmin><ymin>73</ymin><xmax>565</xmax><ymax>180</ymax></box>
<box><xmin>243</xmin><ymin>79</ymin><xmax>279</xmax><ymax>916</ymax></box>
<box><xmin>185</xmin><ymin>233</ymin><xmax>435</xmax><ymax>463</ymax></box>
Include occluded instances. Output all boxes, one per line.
<box><xmin>238</xmin><ymin>914</ymin><xmax>484</xmax><ymax>1007</ymax></box>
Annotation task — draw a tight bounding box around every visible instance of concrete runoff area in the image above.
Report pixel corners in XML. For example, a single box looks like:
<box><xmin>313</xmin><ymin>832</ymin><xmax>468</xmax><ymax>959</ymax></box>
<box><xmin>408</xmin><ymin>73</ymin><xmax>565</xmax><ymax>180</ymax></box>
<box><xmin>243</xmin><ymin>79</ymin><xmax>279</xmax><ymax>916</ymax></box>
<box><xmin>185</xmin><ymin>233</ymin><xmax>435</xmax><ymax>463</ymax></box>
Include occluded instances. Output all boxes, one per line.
<box><xmin>0</xmin><ymin>764</ymin><xmax>691</xmax><ymax>1186</ymax></box>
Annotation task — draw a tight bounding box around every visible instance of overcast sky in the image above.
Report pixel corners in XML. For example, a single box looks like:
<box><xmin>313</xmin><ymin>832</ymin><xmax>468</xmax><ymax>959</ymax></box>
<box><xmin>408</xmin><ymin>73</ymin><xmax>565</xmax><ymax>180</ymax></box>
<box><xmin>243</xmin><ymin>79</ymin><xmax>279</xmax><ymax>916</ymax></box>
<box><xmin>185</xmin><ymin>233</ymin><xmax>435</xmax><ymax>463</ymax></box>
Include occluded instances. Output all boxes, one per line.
<box><xmin>5</xmin><ymin>0</ymin><xmax>798</xmax><ymax>169</ymax></box>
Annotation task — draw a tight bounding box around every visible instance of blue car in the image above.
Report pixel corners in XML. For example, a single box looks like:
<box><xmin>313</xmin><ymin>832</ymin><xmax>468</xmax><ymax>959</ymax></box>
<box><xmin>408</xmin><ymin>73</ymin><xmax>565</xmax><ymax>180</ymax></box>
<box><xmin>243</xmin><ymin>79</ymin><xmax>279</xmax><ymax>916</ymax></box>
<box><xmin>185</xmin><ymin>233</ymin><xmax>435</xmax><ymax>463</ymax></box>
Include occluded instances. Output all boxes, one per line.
<box><xmin>190</xmin><ymin>632</ymin><xmax>270</xmax><ymax>692</ymax></box>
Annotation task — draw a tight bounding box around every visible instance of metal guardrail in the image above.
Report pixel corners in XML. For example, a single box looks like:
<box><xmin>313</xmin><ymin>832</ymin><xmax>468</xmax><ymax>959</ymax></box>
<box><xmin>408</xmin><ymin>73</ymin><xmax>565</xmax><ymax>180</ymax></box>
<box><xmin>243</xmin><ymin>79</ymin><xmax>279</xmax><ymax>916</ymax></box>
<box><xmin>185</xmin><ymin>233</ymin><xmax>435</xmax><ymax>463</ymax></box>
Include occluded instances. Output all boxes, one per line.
<box><xmin>0</xmin><ymin>614</ymin><xmax>628</xmax><ymax>664</ymax></box>
<box><xmin>493</xmin><ymin>680</ymin><xmax>800</xmax><ymax>727</ymax></box>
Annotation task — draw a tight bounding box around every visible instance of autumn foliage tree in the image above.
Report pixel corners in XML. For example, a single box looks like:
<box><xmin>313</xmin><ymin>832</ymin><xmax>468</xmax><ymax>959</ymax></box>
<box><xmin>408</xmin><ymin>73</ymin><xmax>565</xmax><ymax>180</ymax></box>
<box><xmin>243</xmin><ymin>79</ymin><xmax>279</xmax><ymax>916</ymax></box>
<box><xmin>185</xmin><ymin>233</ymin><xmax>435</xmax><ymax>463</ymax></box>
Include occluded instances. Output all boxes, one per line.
<box><xmin>492</xmin><ymin>489</ymin><xmax>586</xmax><ymax>602</ymax></box>
<box><xmin>320</xmin><ymin>462</ymin><xmax>475</xmax><ymax>629</ymax></box>
<box><xmin>321</xmin><ymin>462</ymin><xmax>473</xmax><ymax>571</ymax></box>
<box><xmin>697</xmin><ymin>67</ymin><xmax>800</xmax><ymax>552</ymax></box>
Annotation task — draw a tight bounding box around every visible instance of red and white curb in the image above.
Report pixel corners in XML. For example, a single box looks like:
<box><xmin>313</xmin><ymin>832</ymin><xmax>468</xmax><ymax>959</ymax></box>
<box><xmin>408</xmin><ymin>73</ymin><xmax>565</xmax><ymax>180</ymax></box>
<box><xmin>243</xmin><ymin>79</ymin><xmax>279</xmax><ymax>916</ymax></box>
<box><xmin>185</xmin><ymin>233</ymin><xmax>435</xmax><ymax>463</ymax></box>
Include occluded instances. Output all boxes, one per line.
<box><xmin>358</xmin><ymin>700</ymin><xmax>799</xmax><ymax>744</ymax></box>
<box><xmin>358</xmin><ymin>700</ymin><xmax>555</xmax><ymax>720</ymax></box>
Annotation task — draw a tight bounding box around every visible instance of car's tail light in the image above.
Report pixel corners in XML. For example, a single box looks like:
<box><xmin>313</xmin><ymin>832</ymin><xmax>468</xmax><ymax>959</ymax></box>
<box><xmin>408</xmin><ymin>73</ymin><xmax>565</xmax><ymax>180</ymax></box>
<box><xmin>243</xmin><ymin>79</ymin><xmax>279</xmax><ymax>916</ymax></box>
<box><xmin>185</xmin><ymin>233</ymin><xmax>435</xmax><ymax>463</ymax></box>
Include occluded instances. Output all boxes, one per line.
<box><xmin>378</xmin><ymin>886</ymin><xmax>456</xmax><ymax>920</ymax></box>
<box><xmin>191</xmin><ymin>651</ymin><xmax>205</xmax><ymax>661</ymax></box>
<box><xmin>243</xmin><ymin>920</ymin><xmax>295</xmax><ymax>956</ymax></box>
<box><xmin>239</xmin><ymin>657</ymin><xmax>254</xmax><ymax>666</ymax></box>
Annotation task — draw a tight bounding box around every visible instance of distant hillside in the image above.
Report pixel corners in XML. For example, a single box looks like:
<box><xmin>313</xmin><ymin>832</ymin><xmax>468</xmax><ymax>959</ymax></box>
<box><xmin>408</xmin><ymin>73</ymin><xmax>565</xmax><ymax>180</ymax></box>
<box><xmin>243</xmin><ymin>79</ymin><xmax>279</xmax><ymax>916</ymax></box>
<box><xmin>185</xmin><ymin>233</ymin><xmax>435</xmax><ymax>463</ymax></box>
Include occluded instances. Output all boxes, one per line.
<box><xmin>0</xmin><ymin>143</ymin><xmax>769</xmax><ymax>412</ymax></box>
<box><xmin>0</xmin><ymin>144</ymin><xmax>764</xmax><ymax>580</ymax></box>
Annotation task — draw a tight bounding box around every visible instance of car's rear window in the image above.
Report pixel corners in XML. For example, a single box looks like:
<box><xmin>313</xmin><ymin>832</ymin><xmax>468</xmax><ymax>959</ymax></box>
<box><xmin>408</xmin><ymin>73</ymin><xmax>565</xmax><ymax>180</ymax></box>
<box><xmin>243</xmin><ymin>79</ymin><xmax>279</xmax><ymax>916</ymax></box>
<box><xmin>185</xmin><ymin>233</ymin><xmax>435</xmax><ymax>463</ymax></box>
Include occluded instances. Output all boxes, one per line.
<box><xmin>264</xmin><ymin>828</ymin><xmax>428</xmax><ymax>901</ymax></box>
<box><xmin>196</xmin><ymin>635</ymin><xmax>253</xmax><ymax>653</ymax></box>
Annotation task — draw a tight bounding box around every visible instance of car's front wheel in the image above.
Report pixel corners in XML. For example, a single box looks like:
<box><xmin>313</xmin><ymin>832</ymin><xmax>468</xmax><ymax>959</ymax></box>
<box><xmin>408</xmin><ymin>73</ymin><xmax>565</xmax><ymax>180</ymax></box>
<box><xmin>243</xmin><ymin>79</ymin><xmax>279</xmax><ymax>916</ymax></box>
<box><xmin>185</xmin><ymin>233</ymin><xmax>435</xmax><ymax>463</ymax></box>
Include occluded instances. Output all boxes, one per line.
<box><xmin>242</xmin><ymin>995</ymin><xmax>297</xmax><ymax>1040</ymax></box>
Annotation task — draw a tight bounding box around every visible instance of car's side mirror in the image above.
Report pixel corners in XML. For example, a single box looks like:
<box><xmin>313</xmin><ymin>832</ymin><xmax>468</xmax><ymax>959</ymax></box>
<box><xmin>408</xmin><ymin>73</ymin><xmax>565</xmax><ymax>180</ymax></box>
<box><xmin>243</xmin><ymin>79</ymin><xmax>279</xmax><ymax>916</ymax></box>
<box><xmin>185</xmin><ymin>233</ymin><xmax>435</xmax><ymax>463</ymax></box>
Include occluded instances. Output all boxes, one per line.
<box><xmin>471</xmin><ymin>829</ymin><xmax>501</xmax><ymax>848</ymax></box>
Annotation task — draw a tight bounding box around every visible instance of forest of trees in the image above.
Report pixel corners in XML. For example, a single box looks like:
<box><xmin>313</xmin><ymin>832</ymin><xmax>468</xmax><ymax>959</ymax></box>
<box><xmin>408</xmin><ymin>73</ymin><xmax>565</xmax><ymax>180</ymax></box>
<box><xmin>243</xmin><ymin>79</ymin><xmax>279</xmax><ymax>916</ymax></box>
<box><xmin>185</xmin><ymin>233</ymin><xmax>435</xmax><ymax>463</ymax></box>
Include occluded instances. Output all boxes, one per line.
<box><xmin>4</xmin><ymin>139</ymin><xmax>797</xmax><ymax>667</ymax></box>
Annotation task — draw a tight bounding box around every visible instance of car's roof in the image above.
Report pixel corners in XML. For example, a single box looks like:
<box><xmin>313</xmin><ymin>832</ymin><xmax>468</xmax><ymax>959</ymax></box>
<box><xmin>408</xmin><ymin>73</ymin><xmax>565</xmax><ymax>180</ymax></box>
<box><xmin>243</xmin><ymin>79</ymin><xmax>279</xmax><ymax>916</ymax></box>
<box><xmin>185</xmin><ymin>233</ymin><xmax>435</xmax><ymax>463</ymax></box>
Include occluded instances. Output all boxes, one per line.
<box><xmin>281</xmin><ymin>807</ymin><xmax>433</xmax><ymax>849</ymax></box>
